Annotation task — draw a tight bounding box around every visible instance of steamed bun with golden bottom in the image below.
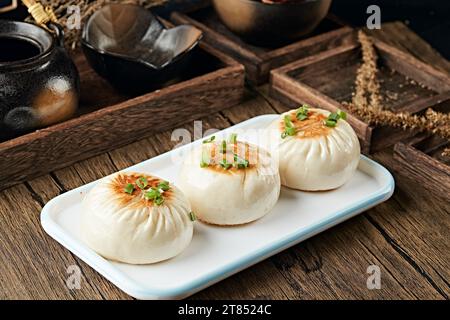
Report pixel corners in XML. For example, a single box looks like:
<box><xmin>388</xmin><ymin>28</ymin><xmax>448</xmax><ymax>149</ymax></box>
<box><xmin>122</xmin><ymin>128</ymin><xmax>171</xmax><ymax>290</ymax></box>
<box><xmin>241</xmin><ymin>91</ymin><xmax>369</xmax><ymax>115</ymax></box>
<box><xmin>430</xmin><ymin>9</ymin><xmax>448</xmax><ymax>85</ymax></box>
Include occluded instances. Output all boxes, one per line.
<box><xmin>81</xmin><ymin>172</ymin><xmax>194</xmax><ymax>264</ymax></box>
<box><xmin>178</xmin><ymin>135</ymin><xmax>280</xmax><ymax>226</ymax></box>
<box><xmin>269</xmin><ymin>106</ymin><xmax>360</xmax><ymax>191</ymax></box>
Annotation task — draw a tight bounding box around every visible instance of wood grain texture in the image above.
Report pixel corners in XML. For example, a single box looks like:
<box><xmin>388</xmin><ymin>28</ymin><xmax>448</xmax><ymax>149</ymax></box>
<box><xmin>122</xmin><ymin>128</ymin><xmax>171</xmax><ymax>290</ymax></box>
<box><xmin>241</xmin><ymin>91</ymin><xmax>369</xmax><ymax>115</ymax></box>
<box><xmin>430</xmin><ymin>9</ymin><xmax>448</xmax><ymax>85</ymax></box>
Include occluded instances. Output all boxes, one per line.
<box><xmin>270</xmin><ymin>32</ymin><xmax>450</xmax><ymax>153</ymax></box>
<box><xmin>0</xmin><ymin>41</ymin><xmax>245</xmax><ymax>192</ymax></box>
<box><xmin>391</xmin><ymin>89</ymin><xmax>450</xmax><ymax>202</ymax></box>
<box><xmin>366</xmin><ymin>22</ymin><xmax>450</xmax><ymax>75</ymax></box>
<box><xmin>170</xmin><ymin>6</ymin><xmax>354</xmax><ymax>85</ymax></box>
<box><xmin>369</xmin><ymin>150</ymin><xmax>450</xmax><ymax>298</ymax></box>
<box><xmin>0</xmin><ymin>183</ymin><xmax>114</xmax><ymax>299</ymax></box>
<box><xmin>393</xmin><ymin>143</ymin><xmax>450</xmax><ymax>202</ymax></box>
<box><xmin>0</xmin><ymin>22</ymin><xmax>448</xmax><ymax>300</ymax></box>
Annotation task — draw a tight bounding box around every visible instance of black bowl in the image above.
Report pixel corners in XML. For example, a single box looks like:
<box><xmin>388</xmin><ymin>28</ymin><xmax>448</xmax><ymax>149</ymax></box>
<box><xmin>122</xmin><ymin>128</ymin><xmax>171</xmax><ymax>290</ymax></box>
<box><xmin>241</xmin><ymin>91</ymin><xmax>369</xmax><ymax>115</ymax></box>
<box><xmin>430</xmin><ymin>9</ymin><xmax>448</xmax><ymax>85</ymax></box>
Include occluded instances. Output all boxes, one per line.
<box><xmin>82</xmin><ymin>3</ymin><xmax>202</xmax><ymax>94</ymax></box>
<box><xmin>212</xmin><ymin>0</ymin><xmax>332</xmax><ymax>47</ymax></box>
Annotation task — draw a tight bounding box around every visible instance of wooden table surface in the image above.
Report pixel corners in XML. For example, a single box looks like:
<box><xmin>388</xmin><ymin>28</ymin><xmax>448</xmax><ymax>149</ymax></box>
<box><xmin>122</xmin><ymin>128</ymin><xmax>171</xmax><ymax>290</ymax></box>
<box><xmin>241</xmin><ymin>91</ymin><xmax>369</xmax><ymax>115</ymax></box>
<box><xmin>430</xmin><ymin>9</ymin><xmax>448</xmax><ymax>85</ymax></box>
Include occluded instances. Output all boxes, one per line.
<box><xmin>0</xmin><ymin>22</ymin><xmax>449</xmax><ymax>300</ymax></box>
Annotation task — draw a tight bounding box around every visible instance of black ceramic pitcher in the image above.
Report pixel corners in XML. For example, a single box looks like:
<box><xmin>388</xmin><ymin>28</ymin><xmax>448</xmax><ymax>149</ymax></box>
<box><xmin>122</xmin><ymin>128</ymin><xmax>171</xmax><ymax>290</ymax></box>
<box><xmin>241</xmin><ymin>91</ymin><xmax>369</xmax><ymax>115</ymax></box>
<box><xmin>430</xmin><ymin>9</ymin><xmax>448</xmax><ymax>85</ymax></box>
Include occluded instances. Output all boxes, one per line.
<box><xmin>0</xmin><ymin>20</ymin><xmax>79</xmax><ymax>140</ymax></box>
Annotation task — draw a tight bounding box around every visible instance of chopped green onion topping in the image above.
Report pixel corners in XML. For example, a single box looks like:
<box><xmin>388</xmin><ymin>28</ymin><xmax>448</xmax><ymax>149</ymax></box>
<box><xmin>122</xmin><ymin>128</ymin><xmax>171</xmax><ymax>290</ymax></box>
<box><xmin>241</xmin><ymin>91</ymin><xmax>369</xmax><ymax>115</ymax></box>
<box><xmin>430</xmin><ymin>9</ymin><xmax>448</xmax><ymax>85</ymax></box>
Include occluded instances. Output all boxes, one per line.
<box><xmin>234</xmin><ymin>154</ymin><xmax>249</xmax><ymax>169</ymax></box>
<box><xmin>219</xmin><ymin>140</ymin><xmax>227</xmax><ymax>153</ymax></box>
<box><xmin>202</xmin><ymin>136</ymin><xmax>216</xmax><ymax>144</ymax></box>
<box><xmin>145</xmin><ymin>187</ymin><xmax>165</xmax><ymax>206</ymax></box>
<box><xmin>324</xmin><ymin>109</ymin><xmax>347</xmax><ymax>127</ymax></box>
<box><xmin>145</xmin><ymin>188</ymin><xmax>160</xmax><ymax>200</ymax></box>
<box><xmin>281</xmin><ymin>115</ymin><xmax>296</xmax><ymax>139</ymax></box>
<box><xmin>125</xmin><ymin>178</ymin><xmax>169</xmax><ymax>205</ymax></box>
<box><xmin>124</xmin><ymin>183</ymin><xmax>135</xmax><ymax>195</ymax></box>
<box><xmin>296</xmin><ymin>105</ymin><xmax>309</xmax><ymax>121</ymax></box>
<box><xmin>219</xmin><ymin>159</ymin><xmax>232</xmax><ymax>170</ymax></box>
<box><xmin>136</xmin><ymin>176</ymin><xmax>148</xmax><ymax>190</ymax></box>
<box><xmin>229</xmin><ymin>133</ymin><xmax>238</xmax><ymax>144</ymax></box>
<box><xmin>338</xmin><ymin>109</ymin><xmax>347</xmax><ymax>120</ymax></box>
<box><xmin>144</xmin><ymin>181</ymin><xmax>170</xmax><ymax>205</ymax></box>
<box><xmin>158</xmin><ymin>181</ymin><xmax>170</xmax><ymax>191</ymax></box>
<box><xmin>328</xmin><ymin>112</ymin><xmax>340</xmax><ymax>122</ymax></box>
<box><xmin>325</xmin><ymin>119</ymin><xmax>337</xmax><ymax>127</ymax></box>
<box><xmin>200</xmin><ymin>147</ymin><xmax>210</xmax><ymax>168</ymax></box>
<box><xmin>189</xmin><ymin>211</ymin><xmax>197</xmax><ymax>222</ymax></box>
<box><xmin>284</xmin><ymin>115</ymin><xmax>294</xmax><ymax>127</ymax></box>
<box><xmin>200</xmin><ymin>135</ymin><xmax>249</xmax><ymax>169</ymax></box>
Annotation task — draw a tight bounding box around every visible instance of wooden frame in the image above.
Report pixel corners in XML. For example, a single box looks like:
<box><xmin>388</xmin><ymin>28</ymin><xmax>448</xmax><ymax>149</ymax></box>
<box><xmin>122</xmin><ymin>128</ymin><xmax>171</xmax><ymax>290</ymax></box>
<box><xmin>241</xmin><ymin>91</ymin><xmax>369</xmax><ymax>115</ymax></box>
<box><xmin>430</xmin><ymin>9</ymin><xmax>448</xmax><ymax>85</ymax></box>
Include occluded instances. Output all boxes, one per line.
<box><xmin>270</xmin><ymin>36</ymin><xmax>450</xmax><ymax>153</ymax></box>
<box><xmin>0</xmin><ymin>41</ymin><xmax>245</xmax><ymax>191</ymax></box>
<box><xmin>170</xmin><ymin>6</ymin><xmax>354</xmax><ymax>85</ymax></box>
<box><xmin>393</xmin><ymin>95</ymin><xmax>449</xmax><ymax>202</ymax></box>
<box><xmin>394</xmin><ymin>142</ymin><xmax>449</xmax><ymax>202</ymax></box>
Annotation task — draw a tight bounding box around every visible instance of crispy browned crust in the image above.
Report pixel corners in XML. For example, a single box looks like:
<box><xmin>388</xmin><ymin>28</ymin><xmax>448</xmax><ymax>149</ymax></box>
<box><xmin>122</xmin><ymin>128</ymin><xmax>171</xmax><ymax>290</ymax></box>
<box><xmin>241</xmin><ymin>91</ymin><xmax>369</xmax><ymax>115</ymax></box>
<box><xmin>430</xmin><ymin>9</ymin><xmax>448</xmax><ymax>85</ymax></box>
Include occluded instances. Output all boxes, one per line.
<box><xmin>109</xmin><ymin>172</ymin><xmax>173</xmax><ymax>208</ymax></box>
<box><xmin>200</xmin><ymin>141</ymin><xmax>261</xmax><ymax>174</ymax></box>
<box><xmin>279</xmin><ymin>110</ymin><xmax>331</xmax><ymax>139</ymax></box>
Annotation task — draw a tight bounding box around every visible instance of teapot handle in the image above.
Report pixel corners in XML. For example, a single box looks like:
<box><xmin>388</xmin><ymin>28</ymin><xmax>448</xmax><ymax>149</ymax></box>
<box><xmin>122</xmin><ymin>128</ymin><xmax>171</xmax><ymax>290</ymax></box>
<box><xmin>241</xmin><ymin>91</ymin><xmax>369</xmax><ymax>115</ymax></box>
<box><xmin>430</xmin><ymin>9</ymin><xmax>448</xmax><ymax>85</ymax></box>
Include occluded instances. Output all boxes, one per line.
<box><xmin>48</xmin><ymin>22</ymin><xmax>65</xmax><ymax>47</ymax></box>
<box><xmin>21</xmin><ymin>1</ymin><xmax>65</xmax><ymax>46</ymax></box>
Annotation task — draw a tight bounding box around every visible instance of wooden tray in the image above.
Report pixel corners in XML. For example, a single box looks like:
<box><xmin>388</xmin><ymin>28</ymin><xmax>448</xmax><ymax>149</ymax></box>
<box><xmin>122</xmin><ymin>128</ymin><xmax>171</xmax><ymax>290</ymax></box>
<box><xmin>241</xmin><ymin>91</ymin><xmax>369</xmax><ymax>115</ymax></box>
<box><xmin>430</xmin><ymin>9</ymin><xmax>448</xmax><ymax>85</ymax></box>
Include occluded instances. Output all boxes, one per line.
<box><xmin>0</xmin><ymin>40</ymin><xmax>245</xmax><ymax>191</ymax></box>
<box><xmin>393</xmin><ymin>96</ymin><xmax>450</xmax><ymax>202</ymax></box>
<box><xmin>170</xmin><ymin>5</ymin><xmax>354</xmax><ymax>85</ymax></box>
<box><xmin>270</xmin><ymin>35</ymin><xmax>450</xmax><ymax>153</ymax></box>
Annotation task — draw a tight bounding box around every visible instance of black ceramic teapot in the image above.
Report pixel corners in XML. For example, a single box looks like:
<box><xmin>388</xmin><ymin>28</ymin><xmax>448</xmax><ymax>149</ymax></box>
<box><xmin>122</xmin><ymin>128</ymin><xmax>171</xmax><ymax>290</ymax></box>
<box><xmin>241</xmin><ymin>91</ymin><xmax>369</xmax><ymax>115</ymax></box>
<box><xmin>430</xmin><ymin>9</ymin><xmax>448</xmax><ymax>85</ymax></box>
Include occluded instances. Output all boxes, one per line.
<box><xmin>0</xmin><ymin>20</ymin><xmax>79</xmax><ymax>140</ymax></box>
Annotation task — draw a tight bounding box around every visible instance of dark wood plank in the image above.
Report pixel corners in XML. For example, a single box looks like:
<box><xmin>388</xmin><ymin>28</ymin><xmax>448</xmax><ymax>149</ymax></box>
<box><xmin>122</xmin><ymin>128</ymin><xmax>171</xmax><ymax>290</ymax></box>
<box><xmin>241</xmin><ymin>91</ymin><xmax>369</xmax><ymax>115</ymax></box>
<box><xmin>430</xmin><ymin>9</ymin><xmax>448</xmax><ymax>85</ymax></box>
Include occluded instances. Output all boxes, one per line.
<box><xmin>362</xmin><ymin>22</ymin><xmax>450</xmax><ymax>299</ymax></box>
<box><xmin>366</xmin><ymin>22</ymin><xmax>450</xmax><ymax>75</ymax></box>
<box><xmin>386</xmin><ymin>58</ymin><xmax>450</xmax><ymax>205</ymax></box>
<box><xmin>191</xmin><ymin>261</ymin><xmax>294</xmax><ymax>299</ymax></box>
<box><xmin>393</xmin><ymin>143</ymin><xmax>450</xmax><ymax>202</ymax></box>
<box><xmin>0</xmin><ymin>183</ymin><xmax>112</xmax><ymax>299</ymax></box>
<box><xmin>220</xmin><ymin>88</ymin><xmax>279</xmax><ymax>123</ymax></box>
<box><xmin>369</xmin><ymin>150</ymin><xmax>450</xmax><ymax>298</ymax></box>
<box><xmin>269</xmin><ymin>214</ymin><xmax>444</xmax><ymax>299</ymax></box>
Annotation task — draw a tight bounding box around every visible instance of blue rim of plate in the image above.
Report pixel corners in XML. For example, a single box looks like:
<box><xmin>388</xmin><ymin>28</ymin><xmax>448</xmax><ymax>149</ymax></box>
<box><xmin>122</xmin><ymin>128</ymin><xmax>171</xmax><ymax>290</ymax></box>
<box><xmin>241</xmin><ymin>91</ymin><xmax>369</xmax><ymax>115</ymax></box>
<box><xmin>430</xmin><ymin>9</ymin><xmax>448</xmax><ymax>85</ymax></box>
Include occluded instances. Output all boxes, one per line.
<box><xmin>40</xmin><ymin>114</ymin><xmax>395</xmax><ymax>300</ymax></box>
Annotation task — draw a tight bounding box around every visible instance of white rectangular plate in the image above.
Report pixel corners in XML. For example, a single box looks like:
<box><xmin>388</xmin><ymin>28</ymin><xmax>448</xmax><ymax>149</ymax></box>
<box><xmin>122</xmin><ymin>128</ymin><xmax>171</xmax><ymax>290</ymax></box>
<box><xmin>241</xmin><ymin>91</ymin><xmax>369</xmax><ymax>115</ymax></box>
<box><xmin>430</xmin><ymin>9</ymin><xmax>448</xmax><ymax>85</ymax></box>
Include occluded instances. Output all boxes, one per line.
<box><xmin>41</xmin><ymin>115</ymin><xmax>395</xmax><ymax>300</ymax></box>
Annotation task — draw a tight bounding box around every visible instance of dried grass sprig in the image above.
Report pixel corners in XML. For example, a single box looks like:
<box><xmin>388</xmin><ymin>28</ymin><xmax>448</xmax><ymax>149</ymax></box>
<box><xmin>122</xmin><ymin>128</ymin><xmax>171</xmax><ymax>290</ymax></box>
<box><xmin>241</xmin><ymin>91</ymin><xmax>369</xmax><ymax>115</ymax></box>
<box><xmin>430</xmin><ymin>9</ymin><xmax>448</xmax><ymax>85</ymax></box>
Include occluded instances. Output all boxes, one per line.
<box><xmin>352</xmin><ymin>31</ymin><xmax>382</xmax><ymax>111</ymax></box>
<box><xmin>343</xmin><ymin>30</ymin><xmax>450</xmax><ymax>156</ymax></box>
<box><xmin>25</xmin><ymin>0</ymin><xmax>167</xmax><ymax>50</ymax></box>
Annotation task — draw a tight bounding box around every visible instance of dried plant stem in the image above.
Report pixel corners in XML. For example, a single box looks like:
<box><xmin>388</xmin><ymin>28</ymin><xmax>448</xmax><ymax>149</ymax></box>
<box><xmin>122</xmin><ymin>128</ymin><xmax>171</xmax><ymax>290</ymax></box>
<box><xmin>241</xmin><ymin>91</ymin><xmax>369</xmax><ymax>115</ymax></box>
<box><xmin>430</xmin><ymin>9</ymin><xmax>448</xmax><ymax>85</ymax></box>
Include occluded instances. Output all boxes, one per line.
<box><xmin>343</xmin><ymin>30</ymin><xmax>450</xmax><ymax>156</ymax></box>
<box><xmin>26</xmin><ymin>0</ymin><xmax>167</xmax><ymax>50</ymax></box>
<box><xmin>352</xmin><ymin>30</ymin><xmax>382</xmax><ymax>111</ymax></box>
